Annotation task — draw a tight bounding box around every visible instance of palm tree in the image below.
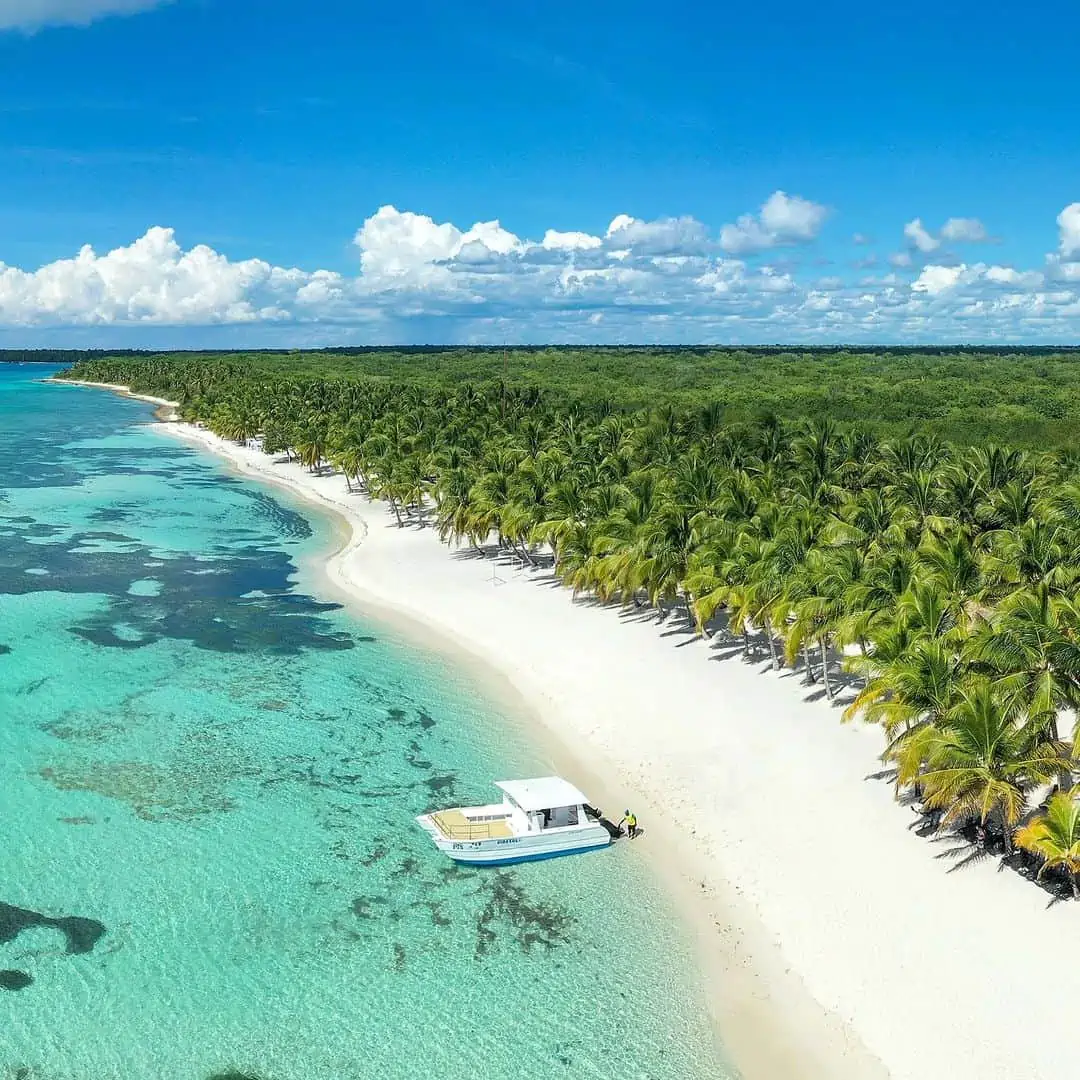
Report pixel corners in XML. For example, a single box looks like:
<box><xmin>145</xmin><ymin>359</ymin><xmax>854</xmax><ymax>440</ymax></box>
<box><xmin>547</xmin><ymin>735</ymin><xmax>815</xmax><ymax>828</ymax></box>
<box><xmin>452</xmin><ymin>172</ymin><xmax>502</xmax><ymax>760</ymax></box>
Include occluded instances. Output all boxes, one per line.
<box><xmin>970</xmin><ymin>587</ymin><xmax>1080</xmax><ymax>789</ymax></box>
<box><xmin>917</xmin><ymin>681</ymin><xmax>1070</xmax><ymax>849</ymax></box>
<box><xmin>1014</xmin><ymin>793</ymin><xmax>1080</xmax><ymax>897</ymax></box>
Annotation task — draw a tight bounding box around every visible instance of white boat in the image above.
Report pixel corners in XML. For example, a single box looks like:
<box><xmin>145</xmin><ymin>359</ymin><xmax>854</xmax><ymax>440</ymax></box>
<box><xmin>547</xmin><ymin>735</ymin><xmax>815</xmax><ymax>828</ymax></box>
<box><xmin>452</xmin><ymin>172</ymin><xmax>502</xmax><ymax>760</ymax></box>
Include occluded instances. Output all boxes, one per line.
<box><xmin>416</xmin><ymin>776</ymin><xmax>615</xmax><ymax>866</ymax></box>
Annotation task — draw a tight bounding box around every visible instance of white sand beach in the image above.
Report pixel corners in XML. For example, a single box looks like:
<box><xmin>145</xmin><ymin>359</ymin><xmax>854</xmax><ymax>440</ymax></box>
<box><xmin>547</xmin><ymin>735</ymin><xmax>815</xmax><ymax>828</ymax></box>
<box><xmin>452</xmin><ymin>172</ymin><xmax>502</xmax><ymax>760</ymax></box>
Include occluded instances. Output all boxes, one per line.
<box><xmin>60</xmin><ymin>382</ymin><xmax>1080</xmax><ymax>1080</ymax></box>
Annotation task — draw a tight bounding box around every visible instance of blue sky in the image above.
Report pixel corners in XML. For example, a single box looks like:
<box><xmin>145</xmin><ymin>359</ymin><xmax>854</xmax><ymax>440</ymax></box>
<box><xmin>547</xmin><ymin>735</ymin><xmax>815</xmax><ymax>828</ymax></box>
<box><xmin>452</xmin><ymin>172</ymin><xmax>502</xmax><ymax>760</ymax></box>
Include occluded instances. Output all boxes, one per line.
<box><xmin>1</xmin><ymin>0</ymin><xmax>1079</xmax><ymax>345</ymax></box>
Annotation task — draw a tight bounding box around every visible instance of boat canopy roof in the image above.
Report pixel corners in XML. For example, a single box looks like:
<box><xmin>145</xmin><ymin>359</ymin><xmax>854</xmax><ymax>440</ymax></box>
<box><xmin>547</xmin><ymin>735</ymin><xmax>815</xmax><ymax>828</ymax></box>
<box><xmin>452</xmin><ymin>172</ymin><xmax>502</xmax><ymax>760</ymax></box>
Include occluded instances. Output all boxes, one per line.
<box><xmin>494</xmin><ymin>776</ymin><xmax>590</xmax><ymax>812</ymax></box>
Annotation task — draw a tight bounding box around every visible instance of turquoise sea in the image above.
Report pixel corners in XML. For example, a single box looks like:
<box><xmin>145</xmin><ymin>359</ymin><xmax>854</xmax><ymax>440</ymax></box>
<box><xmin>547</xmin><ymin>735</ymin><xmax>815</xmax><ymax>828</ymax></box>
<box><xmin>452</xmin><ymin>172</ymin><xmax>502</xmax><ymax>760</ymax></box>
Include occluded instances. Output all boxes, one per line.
<box><xmin>0</xmin><ymin>366</ymin><xmax>729</xmax><ymax>1080</ymax></box>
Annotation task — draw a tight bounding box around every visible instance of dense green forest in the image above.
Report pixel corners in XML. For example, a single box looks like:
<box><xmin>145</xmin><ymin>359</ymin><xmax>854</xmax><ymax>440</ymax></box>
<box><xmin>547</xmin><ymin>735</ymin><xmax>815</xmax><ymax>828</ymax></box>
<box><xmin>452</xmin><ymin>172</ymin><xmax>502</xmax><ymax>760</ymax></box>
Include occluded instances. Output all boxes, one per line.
<box><xmin>46</xmin><ymin>346</ymin><xmax>1080</xmax><ymax>447</ymax></box>
<box><xmin>57</xmin><ymin>352</ymin><xmax>1080</xmax><ymax>897</ymax></box>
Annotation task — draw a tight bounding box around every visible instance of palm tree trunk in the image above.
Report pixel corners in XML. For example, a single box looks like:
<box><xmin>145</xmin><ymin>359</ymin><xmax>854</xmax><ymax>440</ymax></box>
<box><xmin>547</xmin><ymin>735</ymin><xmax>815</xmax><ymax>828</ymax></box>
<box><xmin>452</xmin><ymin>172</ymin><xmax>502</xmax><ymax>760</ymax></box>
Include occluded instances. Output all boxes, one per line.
<box><xmin>680</xmin><ymin>588</ymin><xmax>696</xmax><ymax>633</ymax></box>
<box><xmin>999</xmin><ymin>809</ymin><xmax>1013</xmax><ymax>854</ymax></box>
<box><xmin>1061</xmin><ymin>710</ymin><xmax>1077</xmax><ymax>793</ymax></box>
<box><xmin>1072</xmin><ymin>874</ymin><xmax>1079</xmax><ymax>900</ymax></box>
<box><xmin>516</xmin><ymin>540</ymin><xmax>535</xmax><ymax>567</ymax></box>
<box><xmin>803</xmin><ymin>643</ymin><xmax>817</xmax><ymax>684</ymax></box>
<box><xmin>820</xmin><ymin>637</ymin><xmax>834</xmax><ymax>700</ymax></box>
<box><xmin>764</xmin><ymin>618</ymin><xmax>780</xmax><ymax>670</ymax></box>
<box><xmin>389</xmin><ymin>498</ymin><xmax>404</xmax><ymax>527</ymax></box>
<box><xmin>742</xmin><ymin>628</ymin><xmax>750</xmax><ymax>657</ymax></box>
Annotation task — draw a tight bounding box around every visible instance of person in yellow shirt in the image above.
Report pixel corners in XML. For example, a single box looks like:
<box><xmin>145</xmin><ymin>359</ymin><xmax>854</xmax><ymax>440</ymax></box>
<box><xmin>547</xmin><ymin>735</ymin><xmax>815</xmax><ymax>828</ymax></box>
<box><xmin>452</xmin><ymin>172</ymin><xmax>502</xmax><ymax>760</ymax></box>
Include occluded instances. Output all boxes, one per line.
<box><xmin>619</xmin><ymin>809</ymin><xmax>639</xmax><ymax>839</ymax></box>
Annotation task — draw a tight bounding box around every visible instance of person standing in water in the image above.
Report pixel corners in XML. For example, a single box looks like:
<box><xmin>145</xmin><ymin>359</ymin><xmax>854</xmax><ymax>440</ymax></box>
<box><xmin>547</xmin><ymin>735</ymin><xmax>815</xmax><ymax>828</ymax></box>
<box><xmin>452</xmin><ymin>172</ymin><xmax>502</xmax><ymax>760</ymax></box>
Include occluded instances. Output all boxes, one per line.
<box><xmin>619</xmin><ymin>809</ymin><xmax>639</xmax><ymax>839</ymax></box>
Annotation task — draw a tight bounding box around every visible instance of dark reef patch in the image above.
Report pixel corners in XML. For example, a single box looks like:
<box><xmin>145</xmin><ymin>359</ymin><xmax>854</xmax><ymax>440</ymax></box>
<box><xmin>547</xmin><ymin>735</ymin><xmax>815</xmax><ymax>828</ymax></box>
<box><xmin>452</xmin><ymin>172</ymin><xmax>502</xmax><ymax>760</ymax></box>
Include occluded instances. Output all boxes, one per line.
<box><xmin>0</xmin><ymin>515</ymin><xmax>355</xmax><ymax>656</ymax></box>
<box><xmin>423</xmin><ymin>772</ymin><xmax>459</xmax><ymax>802</ymax></box>
<box><xmin>90</xmin><ymin>505</ymin><xmax>134</xmax><ymax>524</ymax></box>
<box><xmin>473</xmin><ymin>872</ymin><xmax>574</xmax><ymax>959</ymax></box>
<box><xmin>0</xmin><ymin>902</ymin><xmax>106</xmax><ymax>954</ymax></box>
<box><xmin>0</xmin><ymin>969</ymin><xmax>33</xmax><ymax>991</ymax></box>
<box><xmin>359</xmin><ymin>845</ymin><xmax>387</xmax><ymax>867</ymax></box>
<box><xmin>404</xmin><ymin>740</ymin><xmax>432</xmax><ymax>770</ymax></box>
<box><xmin>72</xmin><ymin>625</ymin><xmax>157</xmax><ymax>649</ymax></box>
<box><xmin>206</xmin><ymin>1072</ymin><xmax>265</xmax><ymax>1080</ymax></box>
<box><xmin>0</xmin><ymin>644</ymin><xmax>11</xmax><ymax>655</ymax></box>
<box><xmin>415</xmin><ymin>899</ymin><xmax>451</xmax><ymax>928</ymax></box>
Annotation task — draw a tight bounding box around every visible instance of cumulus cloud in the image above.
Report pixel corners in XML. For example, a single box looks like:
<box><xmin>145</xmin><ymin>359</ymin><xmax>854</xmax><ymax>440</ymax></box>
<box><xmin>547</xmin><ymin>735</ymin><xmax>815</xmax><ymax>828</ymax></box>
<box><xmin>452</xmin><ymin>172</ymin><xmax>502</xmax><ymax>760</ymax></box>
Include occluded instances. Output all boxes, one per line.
<box><xmin>941</xmin><ymin>217</ymin><xmax>988</xmax><ymax>243</ymax></box>
<box><xmin>911</xmin><ymin>264</ymin><xmax>965</xmax><ymax>294</ymax></box>
<box><xmin>0</xmin><ymin>227</ymin><xmax>317</xmax><ymax>325</ymax></box>
<box><xmin>903</xmin><ymin>215</ymin><xmax>990</xmax><ymax>255</ymax></box>
<box><xmin>353</xmin><ymin>205</ymin><xmax>523</xmax><ymax>281</ymax></box>
<box><xmin>903</xmin><ymin>218</ymin><xmax>940</xmax><ymax>254</ymax></box>
<box><xmin>542</xmin><ymin>229</ymin><xmax>602</xmax><ymax>251</ymax></box>
<box><xmin>603</xmin><ymin>214</ymin><xmax>711</xmax><ymax>255</ymax></box>
<box><xmin>0</xmin><ymin>0</ymin><xmax>168</xmax><ymax>30</ymax></box>
<box><xmin>1</xmin><ymin>201</ymin><xmax>1078</xmax><ymax>345</ymax></box>
<box><xmin>1058</xmin><ymin>203</ymin><xmax>1080</xmax><ymax>257</ymax></box>
<box><xmin>719</xmin><ymin>191</ymin><xmax>828</xmax><ymax>254</ymax></box>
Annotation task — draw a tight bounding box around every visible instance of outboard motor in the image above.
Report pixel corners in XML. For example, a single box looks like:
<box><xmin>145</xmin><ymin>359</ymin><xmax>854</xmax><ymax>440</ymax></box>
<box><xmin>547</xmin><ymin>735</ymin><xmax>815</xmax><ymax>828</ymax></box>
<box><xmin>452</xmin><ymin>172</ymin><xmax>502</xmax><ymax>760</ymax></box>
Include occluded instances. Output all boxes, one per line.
<box><xmin>584</xmin><ymin>804</ymin><xmax>624</xmax><ymax>839</ymax></box>
<box><xmin>598</xmin><ymin>816</ymin><xmax>623</xmax><ymax>839</ymax></box>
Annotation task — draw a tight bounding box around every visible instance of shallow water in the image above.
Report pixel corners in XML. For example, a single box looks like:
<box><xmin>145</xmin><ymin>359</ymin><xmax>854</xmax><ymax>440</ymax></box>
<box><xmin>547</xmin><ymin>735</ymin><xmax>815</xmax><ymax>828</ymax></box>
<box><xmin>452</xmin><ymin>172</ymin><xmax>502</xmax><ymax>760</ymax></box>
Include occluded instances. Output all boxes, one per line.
<box><xmin>0</xmin><ymin>367</ymin><xmax>730</xmax><ymax>1080</ymax></box>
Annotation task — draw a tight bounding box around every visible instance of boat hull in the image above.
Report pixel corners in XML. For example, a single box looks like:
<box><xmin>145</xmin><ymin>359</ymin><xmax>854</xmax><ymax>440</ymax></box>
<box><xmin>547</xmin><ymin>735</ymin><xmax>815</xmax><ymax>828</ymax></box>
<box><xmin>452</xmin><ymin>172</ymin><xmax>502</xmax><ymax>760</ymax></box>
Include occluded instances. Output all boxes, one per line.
<box><xmin>450</xmin><ymin>840</ymin><xmax>611</xmax><ymax>866</ymax></box>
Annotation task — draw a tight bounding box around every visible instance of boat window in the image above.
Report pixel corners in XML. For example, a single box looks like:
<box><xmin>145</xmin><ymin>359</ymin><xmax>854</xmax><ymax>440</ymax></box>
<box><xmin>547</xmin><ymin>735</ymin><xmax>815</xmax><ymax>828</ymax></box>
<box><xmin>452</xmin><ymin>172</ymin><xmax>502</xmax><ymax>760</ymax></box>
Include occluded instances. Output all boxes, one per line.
<box><xmin>541</xmin><ymin>804</ymin><xmax>580</xmax><ymax>828</ymax></box>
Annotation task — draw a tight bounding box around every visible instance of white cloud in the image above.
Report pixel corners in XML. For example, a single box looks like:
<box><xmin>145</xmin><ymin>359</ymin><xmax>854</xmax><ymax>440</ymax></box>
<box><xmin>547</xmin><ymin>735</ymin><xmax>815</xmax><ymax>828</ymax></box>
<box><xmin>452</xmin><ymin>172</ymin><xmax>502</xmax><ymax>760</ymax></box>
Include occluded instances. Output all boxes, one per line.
<box><xmin>1058</xmin><ymin>203</ymin><xmax>1080</xmax><ymax>257</ymax></box>
<box><xmin>889</xmin><ymin>251</ymin><xmax>913</xmax><ymax>268</ymax></box>
<box><xmin>903</xmin><ymin>218</ymin><xmax>940</xmax><ymax>253</ymax></box>
<box><xmin>985</xmin><ymin>265</ymin><xmax>1043</xmax><ymax>287</ymax></box>
<box><xmin>605</xmin><ymin>214</ymin><xmax>636</xmax><ymax>237</ymax></box>
<box><xmin>720</xmin><ymin>191</ymin><xmax>828</xmax><ymax>254</ymax></box>
<box><xmin>903</xmin><ymin>215</ymin><xmax>991</xmax><ymax>255</ymax></box>
<box><xmin>940</xmin><ymin>217</ymin><xmax>988</xmax><ymax>243</ymax></box>
<box><xmin>603</xmin><ymin>214</ymin><xmax>711</xmax><ymax>255</ymax></box>
<box><xmin>542</xmin><ymin>229</ymin><xmax>602</xmax><ymax>251</ymax></box>
<box><xmin>0</xmin><ymin>227</ymin><xmax>315</xmax><ymax>325</ymax></box>
<box><xmin>0</xmin><ymin>0</ymin><xmax>167</xmax><ymax>30</ymax></box>
<box><xmin>353</xmin><ymin>206</ymin><xmax>463</xmax><ymax>277</ymax></box>
<box><xmin>2</xmin><ymin>201</ymin><xmax>1079</xmax><ymax>346</ymax></box>
<box><xmin>759</xmin><ymin>192</ymin><xmax>827</xmax><ymax>241</ymax></box>
<box><xmin>852</xmin><ymin>233</ymin><xmax>871</xmax><ymax>245</ymax></box>
<box><xmin>911</xmin><ymin>264</ymin><xmax>965</xmax><ymax>294</ymax></box>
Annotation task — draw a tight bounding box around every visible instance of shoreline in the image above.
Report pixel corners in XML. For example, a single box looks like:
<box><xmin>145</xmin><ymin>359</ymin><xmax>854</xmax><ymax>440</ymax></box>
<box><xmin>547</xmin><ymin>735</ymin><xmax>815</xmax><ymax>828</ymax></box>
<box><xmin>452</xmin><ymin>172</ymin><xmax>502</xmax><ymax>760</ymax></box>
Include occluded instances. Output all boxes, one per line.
<box><xmin>55</xmin><ymin>378</ymin><xmax>1080</xmax><ymax>1080</ymax></box>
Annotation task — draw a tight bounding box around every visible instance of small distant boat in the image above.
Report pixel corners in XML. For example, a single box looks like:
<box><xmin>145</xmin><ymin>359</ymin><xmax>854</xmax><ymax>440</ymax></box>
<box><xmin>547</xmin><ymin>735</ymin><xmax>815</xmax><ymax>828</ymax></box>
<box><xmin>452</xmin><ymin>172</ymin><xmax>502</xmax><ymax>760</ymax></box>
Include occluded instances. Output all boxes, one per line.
<box><xmin>416</xmin><ymin>776</ymin><xmax>618</xmax><ymax>866</ymax></box>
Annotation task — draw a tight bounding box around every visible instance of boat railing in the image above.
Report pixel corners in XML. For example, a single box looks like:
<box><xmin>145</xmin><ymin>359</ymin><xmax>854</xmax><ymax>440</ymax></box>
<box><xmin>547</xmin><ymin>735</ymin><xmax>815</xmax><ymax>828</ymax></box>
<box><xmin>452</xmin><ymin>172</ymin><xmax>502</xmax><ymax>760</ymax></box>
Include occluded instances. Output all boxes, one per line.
<box><xmin>430</xmin><ymin>810</ymin><xmax>510</xmax><ymax>840</ymax></box>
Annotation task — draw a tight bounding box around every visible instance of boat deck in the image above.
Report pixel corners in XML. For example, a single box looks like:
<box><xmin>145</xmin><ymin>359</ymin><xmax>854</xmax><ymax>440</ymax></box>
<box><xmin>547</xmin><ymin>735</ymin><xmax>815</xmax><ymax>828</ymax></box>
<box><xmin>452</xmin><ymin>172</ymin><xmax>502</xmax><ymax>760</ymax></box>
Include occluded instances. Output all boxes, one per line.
<box><xmin>430</xmin><ymin>809</ymin><xmax>513</xmax><ymax>840</ymax></box>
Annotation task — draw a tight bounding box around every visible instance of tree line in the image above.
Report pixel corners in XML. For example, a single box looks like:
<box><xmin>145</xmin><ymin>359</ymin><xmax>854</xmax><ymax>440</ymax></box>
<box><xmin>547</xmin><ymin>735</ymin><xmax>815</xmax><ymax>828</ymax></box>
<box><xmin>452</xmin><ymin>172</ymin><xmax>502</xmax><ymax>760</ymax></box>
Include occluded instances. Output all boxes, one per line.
<box><xmin>47</xmin><ymin>345</ymin><xmax>1080</xmax><ymax>447</ymax></box>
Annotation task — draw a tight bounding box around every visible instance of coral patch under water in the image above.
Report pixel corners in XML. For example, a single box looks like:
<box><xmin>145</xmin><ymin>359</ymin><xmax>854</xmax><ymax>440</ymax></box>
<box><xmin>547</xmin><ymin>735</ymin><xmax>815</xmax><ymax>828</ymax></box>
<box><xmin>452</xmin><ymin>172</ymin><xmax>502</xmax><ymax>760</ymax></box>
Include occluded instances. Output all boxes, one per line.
<box><xmin>0</xmin><ymin>902</ymin><xmax>106</xmax><ymax>955</ymax></box>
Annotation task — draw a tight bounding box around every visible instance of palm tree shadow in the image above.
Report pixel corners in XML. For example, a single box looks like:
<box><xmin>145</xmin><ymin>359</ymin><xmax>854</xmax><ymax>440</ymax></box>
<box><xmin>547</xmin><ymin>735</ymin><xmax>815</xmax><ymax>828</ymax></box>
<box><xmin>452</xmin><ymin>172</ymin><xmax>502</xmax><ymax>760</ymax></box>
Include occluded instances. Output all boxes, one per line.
<box><xmin>932</xmin><ymin>835</ymin><xmax>993</xmax><ymax>872</ymax></box>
